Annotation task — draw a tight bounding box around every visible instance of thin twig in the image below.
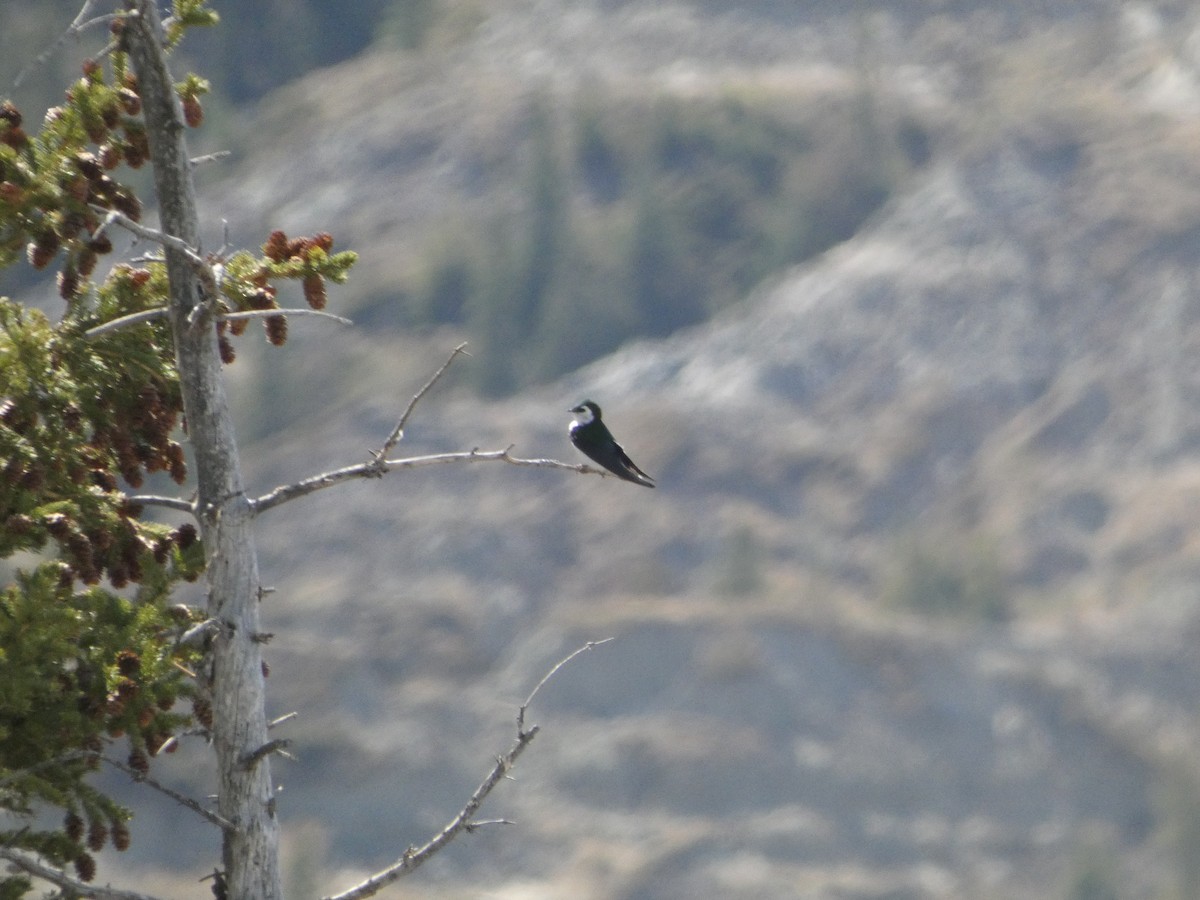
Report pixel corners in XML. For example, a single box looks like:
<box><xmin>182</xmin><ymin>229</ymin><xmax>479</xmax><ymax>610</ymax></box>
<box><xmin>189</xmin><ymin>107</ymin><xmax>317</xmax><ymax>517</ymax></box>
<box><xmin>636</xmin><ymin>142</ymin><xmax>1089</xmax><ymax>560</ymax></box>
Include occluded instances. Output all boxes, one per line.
<box><xmin>373</xmin><ymin>342</ymin><xmax>469</xmax><ymax>465</ymax></box>
<box><xmin>251</xmin><ymin>448</ymin><xmax>607</xmax><ymax>517</ymax></box>
<box><xmin>189</xmin><ymin>150</ymin><xmax>232</xmax><ymax>168</ymax></box>
<box><xmin>101</xmin><ymin>756</ymin><xmax>233</xmax><ymax>831</ymax></box>
<box><xmin>0</xmin><ymin>846</ymin><xmax>165</xmax><ymax>900</ymax></box>
<box><xmin>221</xmin><ymin>308</ymin><xmax>353</xmax><ymax>326</ymax></box>
<box><xmin>12</xmin><ymin>0</ymin><xmax>120</xmax><ymax>89</ymax></box>
<box><xmin>322</xmin><ymin>639</ymin><xmax>612</xmax><ymax>900</ymax></box>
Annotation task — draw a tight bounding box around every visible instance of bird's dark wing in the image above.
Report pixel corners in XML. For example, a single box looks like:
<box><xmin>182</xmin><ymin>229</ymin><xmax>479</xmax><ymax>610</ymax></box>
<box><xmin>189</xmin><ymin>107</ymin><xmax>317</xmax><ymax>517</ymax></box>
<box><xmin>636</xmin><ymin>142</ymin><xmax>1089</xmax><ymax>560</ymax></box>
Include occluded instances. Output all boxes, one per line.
<box><xmin>614</xmin><ymin>441</ymin><xmax>655</xmax><ymax>485</ymax></box>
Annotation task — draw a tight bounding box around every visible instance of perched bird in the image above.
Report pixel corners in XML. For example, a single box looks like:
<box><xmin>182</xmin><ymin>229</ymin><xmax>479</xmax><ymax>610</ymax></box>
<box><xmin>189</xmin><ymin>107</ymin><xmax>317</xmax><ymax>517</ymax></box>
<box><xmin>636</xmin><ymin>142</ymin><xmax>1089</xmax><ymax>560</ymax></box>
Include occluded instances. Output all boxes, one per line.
<box><xmin>568</xmin><ymin>400</ymin><xmax>655</xmax><ymax>488</ymax></box>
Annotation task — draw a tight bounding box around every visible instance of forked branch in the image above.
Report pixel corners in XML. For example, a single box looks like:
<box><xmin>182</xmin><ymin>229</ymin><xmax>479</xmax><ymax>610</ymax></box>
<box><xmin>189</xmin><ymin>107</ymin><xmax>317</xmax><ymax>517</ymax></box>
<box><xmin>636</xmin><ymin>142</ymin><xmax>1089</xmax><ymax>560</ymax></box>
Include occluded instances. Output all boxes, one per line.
<box><xmin>89</xmin><ymin>207</ymin><xmax>207</xmax><ymax>266</ymax></box>
<box><xmin>321</xmin><ymin>639</ymin><xmax>613</xmax><ymax>900</ymax></box>
<box><xmin>251</xmin><ymin>342</ymin><xmax>612</xmax><ymax>515</ymax></box>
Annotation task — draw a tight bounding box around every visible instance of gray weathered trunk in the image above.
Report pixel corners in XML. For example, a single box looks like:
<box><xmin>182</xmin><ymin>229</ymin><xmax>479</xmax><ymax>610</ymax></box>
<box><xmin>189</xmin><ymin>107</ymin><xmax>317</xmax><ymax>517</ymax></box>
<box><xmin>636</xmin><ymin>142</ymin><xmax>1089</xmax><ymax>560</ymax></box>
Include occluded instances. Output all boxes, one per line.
<box><xmin>124</xmin><ymin>3</ymin><xmax>281</xmax><ymax>897</ymax></box>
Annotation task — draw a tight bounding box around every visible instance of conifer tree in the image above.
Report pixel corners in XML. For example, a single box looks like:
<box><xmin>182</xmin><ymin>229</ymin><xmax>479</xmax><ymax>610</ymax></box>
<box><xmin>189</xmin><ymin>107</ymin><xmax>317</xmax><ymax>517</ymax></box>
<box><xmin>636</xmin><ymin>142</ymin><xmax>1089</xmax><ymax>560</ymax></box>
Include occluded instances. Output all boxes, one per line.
<box><xmin>0</xmin><ymin>2</ymin><xmax>353</xmax><ymax>896</ymax></box>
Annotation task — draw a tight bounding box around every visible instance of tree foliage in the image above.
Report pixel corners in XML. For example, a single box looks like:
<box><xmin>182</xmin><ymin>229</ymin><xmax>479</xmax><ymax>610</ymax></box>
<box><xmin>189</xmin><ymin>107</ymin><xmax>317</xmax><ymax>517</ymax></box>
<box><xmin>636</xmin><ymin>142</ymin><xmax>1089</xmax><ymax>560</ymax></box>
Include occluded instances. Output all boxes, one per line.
<box><xmin>0</xmin><ymin>21</ymin><xmax>204</xmax><ymax>877</ymax></box>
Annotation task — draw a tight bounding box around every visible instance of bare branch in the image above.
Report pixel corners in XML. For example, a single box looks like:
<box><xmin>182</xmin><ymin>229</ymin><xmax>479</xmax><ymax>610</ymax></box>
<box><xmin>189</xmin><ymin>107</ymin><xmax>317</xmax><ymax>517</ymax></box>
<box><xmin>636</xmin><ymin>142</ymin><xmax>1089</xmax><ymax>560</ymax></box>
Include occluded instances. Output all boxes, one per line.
<box><xmin>249</xmin><ymin>459</ymin><xmax>380</xmax><ymax>514</ymax></box>
<box><xmin>0</xmin><ymin>846</ymin><xmax>165</xmax><ymax>900</ymax></box>
<box><xmin>373</xmin><ymin>342</ymin><xmax>469</xmax><ymax>465</ymax></box>
<box><xmin>124</xmin><ymin>493</ymin><xmax>196</xmax><ymax>513</ymax></box>
<box><xmin>101</xmin><ymin>756</ymin><xmax>233</xmax><ymax>831</ymax></box>
<box><xmin>322</xmin><ymin>639</ymin><xmax>613</xmax><ymax>900</ymax></box>
<box><xmin>248</xmin><ymin>343</ymin><xmax>615</xmax><ymax>516</ymax></box>
<box><xmin>462</xmin><ymin>818</ymin><xmax>514</xmax><ymax>831</ymax></box>
<box><xmin>251</xmin><ymin>448</ymin><xmax>608</xmax><ymax>516</ymax></box>
<box><xmin>84</xmin><ymin>307</ymin><xmax>169</xmax><ymax>339</ymax></box>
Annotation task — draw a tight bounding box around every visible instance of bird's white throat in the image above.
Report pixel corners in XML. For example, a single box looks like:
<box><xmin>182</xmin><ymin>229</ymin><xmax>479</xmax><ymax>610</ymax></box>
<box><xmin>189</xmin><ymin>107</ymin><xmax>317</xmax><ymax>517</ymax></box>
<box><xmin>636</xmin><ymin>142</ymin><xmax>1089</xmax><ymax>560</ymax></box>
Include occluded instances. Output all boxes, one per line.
<box><xmin>570</xmin><ymin>406</ymin><xmax>595</xmax><ymax>429</ymax></box>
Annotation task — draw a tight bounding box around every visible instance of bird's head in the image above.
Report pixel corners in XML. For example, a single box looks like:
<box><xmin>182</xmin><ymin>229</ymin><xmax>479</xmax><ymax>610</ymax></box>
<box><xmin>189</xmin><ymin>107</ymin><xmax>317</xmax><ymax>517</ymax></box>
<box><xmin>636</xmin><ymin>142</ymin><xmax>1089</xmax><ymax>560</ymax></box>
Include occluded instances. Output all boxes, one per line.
<box><xmin>569</xmin><ymin>400</ymin><xmax>601</xmax><ymax>424</ymax></box>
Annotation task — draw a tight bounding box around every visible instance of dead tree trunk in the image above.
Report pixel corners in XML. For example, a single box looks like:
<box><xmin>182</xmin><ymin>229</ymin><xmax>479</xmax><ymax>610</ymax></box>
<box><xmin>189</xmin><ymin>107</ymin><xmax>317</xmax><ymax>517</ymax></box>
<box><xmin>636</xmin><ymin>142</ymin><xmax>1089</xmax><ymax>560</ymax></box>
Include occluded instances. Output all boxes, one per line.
<box><xmin>123</xmin><ymin>2</ymin><xmax>282</xmax><ymax>897</ymax></box>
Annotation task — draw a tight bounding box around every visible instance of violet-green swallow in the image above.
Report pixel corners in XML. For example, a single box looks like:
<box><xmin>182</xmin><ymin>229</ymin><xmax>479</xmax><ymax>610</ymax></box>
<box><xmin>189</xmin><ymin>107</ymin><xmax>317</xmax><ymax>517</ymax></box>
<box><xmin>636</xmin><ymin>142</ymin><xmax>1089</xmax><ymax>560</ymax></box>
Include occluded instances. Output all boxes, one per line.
<box><xmin>568</xmin><ymin>400</ymin><xmax>655</xmax><ymax>488</ymax></box>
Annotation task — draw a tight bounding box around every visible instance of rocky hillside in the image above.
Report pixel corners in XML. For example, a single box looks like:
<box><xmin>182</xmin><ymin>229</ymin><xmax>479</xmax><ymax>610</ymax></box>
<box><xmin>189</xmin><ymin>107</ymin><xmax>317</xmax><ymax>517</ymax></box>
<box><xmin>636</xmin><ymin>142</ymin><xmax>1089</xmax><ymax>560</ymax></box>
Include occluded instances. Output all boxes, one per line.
<box><xmin>221</xmin><ymin>150</ymin><xmax>1200</xmax><ymax>899</ymax></box>
<box><xmin>72</xmin><ymin>1</ymin><xmax>1200</xmax><ymax>898</ymax></box>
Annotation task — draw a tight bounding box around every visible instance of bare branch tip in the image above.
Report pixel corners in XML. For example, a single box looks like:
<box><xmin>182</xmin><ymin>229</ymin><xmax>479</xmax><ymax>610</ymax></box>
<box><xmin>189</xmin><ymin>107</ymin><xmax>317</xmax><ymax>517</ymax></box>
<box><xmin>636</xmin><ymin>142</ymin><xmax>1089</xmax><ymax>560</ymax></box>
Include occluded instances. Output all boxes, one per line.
<box><xmin>84</xmin><ymin>306</ymin><xmax>170</xmax><ymax>339</ymax></box>
<box><xmin>189</xmin><ymin>149</ymin><xmax>233</xmax><ymax>168</ymax></box>
<box><xmin>463</xmin><ymin>818</ymin><xmax>514</xmax><ymax>833</ymax></box>
<box><xmin>520</xmin><ymin>637</ymin><xmax>615</xmax><ymax>715</ymax></box>
<box><xmin>221</xmin><ymin>308</ymin><xmax>353</xmax><ymax>327</ymax></box>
